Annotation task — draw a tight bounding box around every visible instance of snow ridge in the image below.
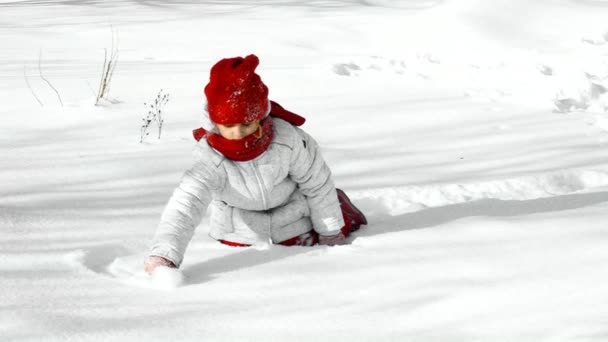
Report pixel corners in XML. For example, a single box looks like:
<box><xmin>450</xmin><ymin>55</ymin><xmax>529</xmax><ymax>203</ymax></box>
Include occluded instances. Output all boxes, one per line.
<box><xmin>351</xmin><ymin>169</ymin><xmax>608</xmax><ymax>216</ymax></box>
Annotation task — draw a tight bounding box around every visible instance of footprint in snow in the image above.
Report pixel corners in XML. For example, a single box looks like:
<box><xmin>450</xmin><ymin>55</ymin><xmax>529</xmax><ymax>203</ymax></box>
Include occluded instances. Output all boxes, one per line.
<box><xmin>581</xmin><ymin>31</ymin><xmax>608</xmax><ymax>46</ymax></box>
<box><xmin>537</xmin><ymin>64</ymin><xmax>553</xmax><ymax>76</ymax></box>
<box><xmin>332</xmin><ymin>62</ymin><xmax>361</xmax><ymax>76</ymax></box>
<box><xmin>332</xmin><ymin>56</ymin><xmax>407</xmax><ymax>77</ymax></box>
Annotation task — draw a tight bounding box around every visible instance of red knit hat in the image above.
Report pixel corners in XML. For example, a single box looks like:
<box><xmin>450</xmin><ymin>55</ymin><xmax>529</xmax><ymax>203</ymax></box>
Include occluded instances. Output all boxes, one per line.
<box><xmin>204</xmin><ymin>54</ymin><xmax>270</xmax><ymax>125</ymax></box>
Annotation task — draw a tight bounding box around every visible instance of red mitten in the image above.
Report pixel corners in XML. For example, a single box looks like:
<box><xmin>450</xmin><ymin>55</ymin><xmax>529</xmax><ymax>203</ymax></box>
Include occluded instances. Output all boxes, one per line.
<box><xmin>144</xmin><ymin>255</ymin><xmax>176</xmax><ymax>275</ymax></box>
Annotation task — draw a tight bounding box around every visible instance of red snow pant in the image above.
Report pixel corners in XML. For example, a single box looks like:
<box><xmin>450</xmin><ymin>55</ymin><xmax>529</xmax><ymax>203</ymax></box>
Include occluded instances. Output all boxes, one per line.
<box><xmin>218</xmin><ymin>189</ymin><xmax>367</xmax><ymax>247</ymax></box>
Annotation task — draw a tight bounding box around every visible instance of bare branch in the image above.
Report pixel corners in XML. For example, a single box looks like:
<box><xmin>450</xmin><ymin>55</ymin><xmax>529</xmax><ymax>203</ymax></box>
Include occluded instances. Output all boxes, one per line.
<box><xmin>96</xmin><ymin>48</ymin><xmax>108</xmax><ymax>105</ymax></box>
<box><xmin>95</xmin><ymin>28</ymin><xmax>119</xmax><ymax>105</ymax></box>
<box><xmin>24</xmin><ymin>65</ymin><xmax>43</xmax><ymax>107</ymax></box>
<box><xmin>141</xmin><ymin>90</ymin><xmax>170</xmax><ymax>143</ymax></box>
<box><xmin>105</xmin><ymin>53</ymin><xmax>119</xmax><ymax>97</ymax></box>
<box><xmin>38</xmin><ymin>49</ymin><xmax>63</xmax><ymax>107</ymax></box>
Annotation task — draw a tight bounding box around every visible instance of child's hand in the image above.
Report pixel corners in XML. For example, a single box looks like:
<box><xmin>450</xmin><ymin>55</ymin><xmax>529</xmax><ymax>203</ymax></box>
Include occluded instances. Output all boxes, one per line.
<box><xmin>318</xmin><ymin>232</ymin><xmax>347</xmax><ymax>246</ymax></box>
<box><xmin>144</xmin><ymin>255</ymin><xmax>176</xmax><ymax>275</ymax></box>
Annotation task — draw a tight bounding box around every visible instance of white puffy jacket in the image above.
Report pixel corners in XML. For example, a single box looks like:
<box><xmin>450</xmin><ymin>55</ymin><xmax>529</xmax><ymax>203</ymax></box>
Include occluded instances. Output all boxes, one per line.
<box><xmin>149</xmin><ymin>118</ymin><xmax>344</xmax><ymax>266</ymax></box>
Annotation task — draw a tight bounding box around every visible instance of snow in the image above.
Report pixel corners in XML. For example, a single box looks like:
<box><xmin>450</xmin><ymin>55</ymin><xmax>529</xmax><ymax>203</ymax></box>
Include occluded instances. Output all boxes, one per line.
<box><xmin>2</xmin><ymin>0</ymin><xmax>608</xmax><ymax>340</ymax></box>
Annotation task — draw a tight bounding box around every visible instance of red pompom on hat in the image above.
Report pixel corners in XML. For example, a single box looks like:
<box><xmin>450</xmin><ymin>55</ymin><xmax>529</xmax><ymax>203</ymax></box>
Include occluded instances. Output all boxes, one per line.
<box><xmin>204</xmin><ymin>54</ymin><xmax>270</xmax><ymax>125</ymax></box>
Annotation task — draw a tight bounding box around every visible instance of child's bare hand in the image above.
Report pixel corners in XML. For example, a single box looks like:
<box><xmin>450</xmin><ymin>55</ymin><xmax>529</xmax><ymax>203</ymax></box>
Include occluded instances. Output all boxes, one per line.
<box><xmin>144</xmin><ymin>255</ymin><xmax>176</xmax><ymax>275</ymax></box>
<box><xmin>318</xmin><ymin>232</ymin><xmax>347</xmax><ymax>246</ymax></box>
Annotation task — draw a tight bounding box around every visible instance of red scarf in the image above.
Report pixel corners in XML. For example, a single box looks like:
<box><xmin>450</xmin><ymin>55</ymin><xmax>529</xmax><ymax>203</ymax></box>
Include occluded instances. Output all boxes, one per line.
<box><xmin>192</xmin><ymin>101</ymin><xmax>305</xmax><ymax>162</ymax></box>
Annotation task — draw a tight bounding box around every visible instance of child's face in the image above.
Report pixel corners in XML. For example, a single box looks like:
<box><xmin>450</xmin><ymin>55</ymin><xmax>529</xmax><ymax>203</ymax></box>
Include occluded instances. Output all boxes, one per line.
<box><xmin>216</xmin><ymin>120</ymin><xmax>261</xmax><ymax>140</ymax></box>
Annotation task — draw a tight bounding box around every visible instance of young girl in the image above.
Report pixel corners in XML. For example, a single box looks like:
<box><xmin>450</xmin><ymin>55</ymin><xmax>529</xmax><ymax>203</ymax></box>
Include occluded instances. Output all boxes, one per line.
<box><xmin>145</xmin><ymin>54</ymin><xmax>367</xmax><ymax>274</ymax></box>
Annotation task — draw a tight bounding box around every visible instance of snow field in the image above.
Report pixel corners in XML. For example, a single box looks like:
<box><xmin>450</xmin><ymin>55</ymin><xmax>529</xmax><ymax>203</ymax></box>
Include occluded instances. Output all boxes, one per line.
<box><xmin>2</xmin><ymin>0</ymin><xmax>608</xmax><ymax>340</ymax></box>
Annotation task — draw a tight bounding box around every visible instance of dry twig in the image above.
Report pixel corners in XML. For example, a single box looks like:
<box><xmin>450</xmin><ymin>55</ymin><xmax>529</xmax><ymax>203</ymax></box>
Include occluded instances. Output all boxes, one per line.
<box><xmin>24</xmin><ymin>65</ymin><xmax>43</xmax><ymax>107</ymax></box>
<box><xmin>38</xmin><ymin>49</ymin><xmax>63</xmax><ymax>107</ymax></box>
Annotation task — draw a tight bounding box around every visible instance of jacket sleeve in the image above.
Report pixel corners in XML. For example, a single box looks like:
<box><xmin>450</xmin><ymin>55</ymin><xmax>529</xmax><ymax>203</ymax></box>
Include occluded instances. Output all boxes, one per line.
<box><xmin>148</xmin><ymin>155</ymin><xmax>223</xmax><ymax>267</ymax></box>
<box><xmin>288</xmin><ymin>127</ymin><xmax>344</xmax><ymax>236</ymax></box>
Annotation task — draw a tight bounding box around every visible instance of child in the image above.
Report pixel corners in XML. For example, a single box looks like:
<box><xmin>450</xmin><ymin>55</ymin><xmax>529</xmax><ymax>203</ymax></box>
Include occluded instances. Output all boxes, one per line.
<box><xmin>145</xmin><ymin>54</ymin><xmax>367</xmax><ymax>274</ymax></box>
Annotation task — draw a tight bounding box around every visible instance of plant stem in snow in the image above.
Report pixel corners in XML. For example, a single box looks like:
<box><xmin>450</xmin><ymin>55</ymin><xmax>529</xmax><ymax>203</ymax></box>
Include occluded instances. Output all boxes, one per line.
<box><xmin>38</xmin><ymin>50</ymin><xmax>63</xmax><ymax>107</ymax></box>
<box><xmin>24</xmin><ymin>65</ymin><xmax>43</xmax><ymax>107</ymax></box>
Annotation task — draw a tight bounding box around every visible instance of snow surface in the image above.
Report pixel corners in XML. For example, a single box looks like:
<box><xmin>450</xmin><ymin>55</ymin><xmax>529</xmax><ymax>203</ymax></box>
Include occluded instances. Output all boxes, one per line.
<box><xmin>2</xmin><ymin>0</ymin><xmax>608</xmax><ymax>340</ymax></box>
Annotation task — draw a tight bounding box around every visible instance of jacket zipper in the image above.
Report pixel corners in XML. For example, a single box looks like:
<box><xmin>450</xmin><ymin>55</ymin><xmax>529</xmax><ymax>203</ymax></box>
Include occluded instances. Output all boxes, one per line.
<box><xmin>252</xmin><ymin>160</ymin><xmax>269</xmax><ymax>209</ymax></box>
